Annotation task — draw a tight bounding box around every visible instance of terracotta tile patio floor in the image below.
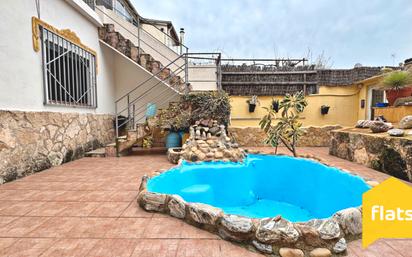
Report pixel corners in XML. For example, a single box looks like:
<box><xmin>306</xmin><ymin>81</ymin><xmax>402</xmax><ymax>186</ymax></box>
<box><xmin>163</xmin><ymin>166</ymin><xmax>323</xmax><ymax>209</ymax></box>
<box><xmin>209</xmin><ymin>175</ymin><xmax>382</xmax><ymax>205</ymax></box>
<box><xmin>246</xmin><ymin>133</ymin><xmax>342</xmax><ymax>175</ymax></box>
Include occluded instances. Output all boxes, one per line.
<box><xmin>0</xmin><ymin>147</ymin><xmax>411</xmax><ymax>257</ymax></box>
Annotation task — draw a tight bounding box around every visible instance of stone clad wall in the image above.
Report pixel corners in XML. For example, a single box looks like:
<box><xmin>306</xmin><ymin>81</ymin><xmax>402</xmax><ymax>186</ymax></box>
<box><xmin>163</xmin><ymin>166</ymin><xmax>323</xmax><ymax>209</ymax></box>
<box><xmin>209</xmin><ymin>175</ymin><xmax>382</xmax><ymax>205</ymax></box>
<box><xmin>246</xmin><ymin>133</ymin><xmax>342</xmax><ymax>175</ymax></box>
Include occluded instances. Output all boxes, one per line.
<box><xmin>329</xmin><ymin>129</ymin><xmax>412</xmax><ymax>182</ymax></box>
<box><xmin>229</xmin><ymin>125</ymin><xmax>342</xmax><ymax>147</ymax></box>
<box><xmin>0</xmin><ymin>110</ymin><xmax>114</xmax><ymax>184</ymax></box>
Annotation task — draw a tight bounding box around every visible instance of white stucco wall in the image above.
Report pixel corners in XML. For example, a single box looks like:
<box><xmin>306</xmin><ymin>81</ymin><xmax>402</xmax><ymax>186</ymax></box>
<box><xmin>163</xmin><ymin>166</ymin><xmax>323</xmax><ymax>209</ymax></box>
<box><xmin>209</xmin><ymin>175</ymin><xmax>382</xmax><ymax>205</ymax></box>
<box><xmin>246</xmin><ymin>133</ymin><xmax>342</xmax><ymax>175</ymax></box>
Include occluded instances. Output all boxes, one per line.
<box><xmin>188</xmin><ymin>64</ymin><xmax>218</xmax><ymax>91</ymax></box>
<box><xmin>141</xmin><ymin>23</ymin><xmax>180</xmax><ymax>54</ymax></box>
<box><xmin>0</xmin><ymin>0</ymin><xmax>115</xmax><ymax>114</ymax></box>
<box><xmin>96</xmin><ymin>6</ymin><xmax>185</xmax><ymax>75</ymax></box>
<box><xmin>101</xmin><ymin>42</ymin><xmax>180</xmax><ymax>123</ymax></box>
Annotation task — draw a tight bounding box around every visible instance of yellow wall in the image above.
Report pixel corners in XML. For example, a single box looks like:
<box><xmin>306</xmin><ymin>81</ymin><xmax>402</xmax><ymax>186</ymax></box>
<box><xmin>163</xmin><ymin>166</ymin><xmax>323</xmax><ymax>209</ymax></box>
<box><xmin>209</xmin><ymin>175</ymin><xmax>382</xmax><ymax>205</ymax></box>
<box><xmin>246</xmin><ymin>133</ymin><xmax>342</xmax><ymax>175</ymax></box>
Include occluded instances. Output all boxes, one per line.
<box><xmin>356</xmin><ymin>75</ymin><xmax>385</xmax><ymax>121</ymax></box>
<box><xmin>230</xmin><ymin>85</ymin><xmax>365</xmax><ymax>127</ymax></box>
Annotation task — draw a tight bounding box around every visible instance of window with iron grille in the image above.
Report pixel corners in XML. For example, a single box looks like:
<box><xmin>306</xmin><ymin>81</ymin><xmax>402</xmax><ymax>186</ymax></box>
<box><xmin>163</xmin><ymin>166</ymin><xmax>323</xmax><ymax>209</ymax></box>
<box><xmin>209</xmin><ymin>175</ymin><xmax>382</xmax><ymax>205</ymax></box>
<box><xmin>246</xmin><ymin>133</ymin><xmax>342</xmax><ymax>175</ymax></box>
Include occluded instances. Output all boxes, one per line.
<box><xmin>41</xmin><ymin>26</ymin><xmax>97</xmax><ymax>108</ymax></box>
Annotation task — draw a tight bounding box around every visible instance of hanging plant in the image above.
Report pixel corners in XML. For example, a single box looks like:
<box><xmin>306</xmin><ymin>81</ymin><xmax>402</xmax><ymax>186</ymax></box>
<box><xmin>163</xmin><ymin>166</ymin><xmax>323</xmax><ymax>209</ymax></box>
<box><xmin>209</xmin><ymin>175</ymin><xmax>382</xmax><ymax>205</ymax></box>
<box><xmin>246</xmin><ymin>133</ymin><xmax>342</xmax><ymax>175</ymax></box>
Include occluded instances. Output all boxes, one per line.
<box><xmin>321</xmin><ymin>105</ymin><xmax>330</xmax><ymax>115</ymax></box>
<box><xmin>246</xmin><ymin>95</ymin><xmax>260</xmax><ymax>112</ymax></box>
<box><xmin>271</xmin><ymin>99</ymin><xmax>280</xmax><ymax>113</ymax></box>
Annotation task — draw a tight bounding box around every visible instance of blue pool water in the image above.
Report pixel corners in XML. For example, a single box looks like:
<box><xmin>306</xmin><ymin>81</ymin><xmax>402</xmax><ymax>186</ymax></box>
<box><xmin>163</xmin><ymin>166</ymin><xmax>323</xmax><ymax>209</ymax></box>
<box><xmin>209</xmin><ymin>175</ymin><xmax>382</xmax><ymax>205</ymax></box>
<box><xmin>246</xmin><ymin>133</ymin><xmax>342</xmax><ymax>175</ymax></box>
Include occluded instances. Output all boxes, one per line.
<box><xmin>147</xmin><ymin>154</ymin><xmax>371</xmax><ymax>222</ymax></box>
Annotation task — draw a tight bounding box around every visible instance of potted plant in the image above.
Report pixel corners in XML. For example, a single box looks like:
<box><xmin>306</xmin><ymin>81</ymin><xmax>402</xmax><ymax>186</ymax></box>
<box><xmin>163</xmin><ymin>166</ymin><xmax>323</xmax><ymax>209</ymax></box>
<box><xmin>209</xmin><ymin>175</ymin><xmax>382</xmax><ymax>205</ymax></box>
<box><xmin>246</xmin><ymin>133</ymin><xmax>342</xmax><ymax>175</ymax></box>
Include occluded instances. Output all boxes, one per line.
<box><xmin>247</xmin><ymin>95</ymin><xmax>260</xmax><ymax>112</ymax></box>
<box><xmin>156</xmin><ymin>103</ymin><xmax>190</xmax><ymax>148</ymax></box>
<box><xmin>380</xmin><ymin>71</ymin><xmax>412</xmax><ymax>106</ymax></box>
<box><xmin>142</xmin><ymin>135</ymin><xmax>153</xmax><ymax>148</ymax></box>
<box><xmin>271</xmin><ymin>99</ymin><xmax>279</xmax><ymax>113</ymax></box>
<box><xmin>320</xmin><ymin>105</ymin><xmax>330</xmax><ymax>115</ymax></box>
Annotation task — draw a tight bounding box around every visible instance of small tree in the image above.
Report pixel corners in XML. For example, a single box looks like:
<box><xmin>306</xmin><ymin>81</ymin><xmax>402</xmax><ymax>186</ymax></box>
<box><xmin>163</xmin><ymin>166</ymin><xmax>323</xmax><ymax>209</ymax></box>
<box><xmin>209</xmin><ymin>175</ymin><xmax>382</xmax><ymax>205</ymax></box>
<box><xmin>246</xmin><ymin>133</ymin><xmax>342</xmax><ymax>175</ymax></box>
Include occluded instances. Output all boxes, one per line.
<box><xmin>380</xmin><ymin>71</ymin><xmax>412</xmax><ymax>90</ymax></box>
<box><xmin>259</xmin><ymin>91</ymin><xmax>308</xmax><ymax>157</ymax></box>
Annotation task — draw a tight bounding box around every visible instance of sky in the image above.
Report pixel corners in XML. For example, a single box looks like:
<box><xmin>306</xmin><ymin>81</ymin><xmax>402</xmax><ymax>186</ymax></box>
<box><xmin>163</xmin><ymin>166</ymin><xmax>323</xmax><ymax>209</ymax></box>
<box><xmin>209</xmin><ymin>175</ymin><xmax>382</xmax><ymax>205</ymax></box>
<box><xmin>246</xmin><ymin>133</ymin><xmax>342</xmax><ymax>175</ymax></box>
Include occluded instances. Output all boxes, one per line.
<box><xmin>131</xmin><ymin>0</ymin><xmax>412</xmax><ymax>68</ymax></box>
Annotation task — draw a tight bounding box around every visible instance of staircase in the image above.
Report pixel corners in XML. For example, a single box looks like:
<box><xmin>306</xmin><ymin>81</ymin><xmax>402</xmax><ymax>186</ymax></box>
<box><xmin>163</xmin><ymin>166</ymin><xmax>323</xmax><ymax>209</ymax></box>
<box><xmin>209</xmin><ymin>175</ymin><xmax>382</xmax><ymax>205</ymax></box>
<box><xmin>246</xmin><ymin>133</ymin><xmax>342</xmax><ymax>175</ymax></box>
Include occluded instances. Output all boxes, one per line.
<box><xmin>95</xmin><ymin>23</ymin><xmax>191</xmax><ymax>157</ymax></box>
<box><xmin>85</xmin><ymin>7</ymin><xmax>221</xmax><ymax>157</ymax></box>
<box><xmin>103</xmin><ymin>101</ymin><xmax>180</xmax><ymax>157</ymax></box>
<box><xmin>98</xmin><ymin>24</ymin><xmax>188</xmax><ymax>93</ymax></box>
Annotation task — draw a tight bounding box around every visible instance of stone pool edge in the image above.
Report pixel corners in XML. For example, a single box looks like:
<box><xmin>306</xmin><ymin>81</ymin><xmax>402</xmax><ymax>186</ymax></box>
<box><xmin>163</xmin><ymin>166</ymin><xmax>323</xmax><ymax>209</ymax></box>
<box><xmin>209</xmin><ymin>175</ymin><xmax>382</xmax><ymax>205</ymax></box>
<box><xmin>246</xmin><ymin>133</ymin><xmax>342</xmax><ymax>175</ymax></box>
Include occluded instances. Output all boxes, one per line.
<box><xmin>137</xmin><ymin>154</ymin><xmax>378</xmax><ymax>257</ymax></box>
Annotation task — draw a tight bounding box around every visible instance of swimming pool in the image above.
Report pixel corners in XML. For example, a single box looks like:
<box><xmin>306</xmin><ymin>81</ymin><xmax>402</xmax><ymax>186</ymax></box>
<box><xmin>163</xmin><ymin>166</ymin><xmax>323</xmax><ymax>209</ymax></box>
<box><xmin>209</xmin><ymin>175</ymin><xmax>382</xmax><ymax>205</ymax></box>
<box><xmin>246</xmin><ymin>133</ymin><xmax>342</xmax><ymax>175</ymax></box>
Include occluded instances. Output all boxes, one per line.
<box><xmin>146</xmin><ymin>154</ymin><xmax>370</xmax><ymax>222</ymax></box>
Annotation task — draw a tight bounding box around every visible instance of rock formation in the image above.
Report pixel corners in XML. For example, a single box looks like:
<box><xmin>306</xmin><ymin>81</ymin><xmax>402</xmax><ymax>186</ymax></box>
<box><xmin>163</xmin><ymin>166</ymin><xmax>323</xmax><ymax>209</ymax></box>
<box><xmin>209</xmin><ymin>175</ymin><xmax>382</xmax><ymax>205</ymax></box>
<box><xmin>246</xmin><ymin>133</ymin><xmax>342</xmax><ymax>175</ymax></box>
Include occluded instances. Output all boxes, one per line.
<box><xmin>399</xmin><ymin>115</ymin><xmax>412</xmax><ymax>129</ymax></box>
<box><xmin>181</xmin><ymin>119</ymin><xmax>245</xmax><ymax>162</ymax></box>
<box><xmin>388</xmin><ymin>128</ymin><xmax>405</xmax><ymax>137</ymax></box>
<box><xmin>369</xmin><ymin>121</ymin><xmax>393</xmax><ymax>133</ymax></box>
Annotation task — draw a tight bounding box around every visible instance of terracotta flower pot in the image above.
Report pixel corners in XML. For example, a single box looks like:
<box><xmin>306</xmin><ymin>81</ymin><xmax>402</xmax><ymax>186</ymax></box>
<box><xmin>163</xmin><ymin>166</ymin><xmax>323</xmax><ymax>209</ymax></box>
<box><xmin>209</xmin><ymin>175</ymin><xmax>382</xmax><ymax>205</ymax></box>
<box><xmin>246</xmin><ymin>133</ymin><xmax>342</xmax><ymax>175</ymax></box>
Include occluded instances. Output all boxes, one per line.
<box><xmin>385</xmin><ymin>86</ymin><xmax>412</xmax><ymax>106</ymax></box>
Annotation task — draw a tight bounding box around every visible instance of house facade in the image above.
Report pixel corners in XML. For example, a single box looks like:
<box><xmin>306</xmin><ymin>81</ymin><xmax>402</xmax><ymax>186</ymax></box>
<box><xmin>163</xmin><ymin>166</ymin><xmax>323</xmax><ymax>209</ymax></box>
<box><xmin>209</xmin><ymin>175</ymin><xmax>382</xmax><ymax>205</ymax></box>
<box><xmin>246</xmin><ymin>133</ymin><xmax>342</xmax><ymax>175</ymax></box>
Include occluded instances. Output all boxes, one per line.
<box><xmin>0</xmin><ymin>0</ymin><xmax>404</xmax><ymax>184</ymax></box>
<box><xmin>226</xmin><ymin>65</ymin><xmax>387</xmax><ymax>127</ymax></box>
<box><xmin>0</xmin><ymin>0</ymin><xmax>191</xmax><ymax>183</ymax></box>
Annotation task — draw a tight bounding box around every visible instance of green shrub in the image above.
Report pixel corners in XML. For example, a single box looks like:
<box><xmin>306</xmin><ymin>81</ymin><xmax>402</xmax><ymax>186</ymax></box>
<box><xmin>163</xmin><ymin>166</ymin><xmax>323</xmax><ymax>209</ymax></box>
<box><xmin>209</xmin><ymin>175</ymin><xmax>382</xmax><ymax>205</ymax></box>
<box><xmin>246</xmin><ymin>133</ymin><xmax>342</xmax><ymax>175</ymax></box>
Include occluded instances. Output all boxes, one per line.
<box><xmin>157</xmin><ymin>91</ymin><xmax>231</xmax><ymax>131</ymax></box>
<box><xmin>259</xmin><ymin>91</ymin><xmax>308</xmax><ymax>157</ymax></box>
<box><xmin>182</xmin><ymin>91</ymin><xmax>231</xmax><ymax>126</ymax></box>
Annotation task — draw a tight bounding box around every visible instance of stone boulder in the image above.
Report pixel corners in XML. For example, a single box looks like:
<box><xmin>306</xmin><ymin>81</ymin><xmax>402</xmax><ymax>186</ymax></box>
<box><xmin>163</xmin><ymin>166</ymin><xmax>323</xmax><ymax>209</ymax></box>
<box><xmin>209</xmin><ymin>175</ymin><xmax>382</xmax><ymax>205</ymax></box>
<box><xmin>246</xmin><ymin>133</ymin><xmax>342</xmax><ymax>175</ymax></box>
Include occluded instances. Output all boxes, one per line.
<box><xmin>221</xmin><ymin>214</ymin><xmax>254</xmax><ymax>233</ymax></box>
<box><xmin>279</xmin><ymin>248</ymin><xmax>304</xmax><ymax>257</ymax></box>
<box><xmin>332</xmin><ymin>238</ymin><xmax>347</xmax><ymax>254</ymax></box>
<box><xmin>255</xmin><ymin>217</ymin><xmax>300</xmax><ymax>244</ymax></box>
<box><xmin>167</xmin><ymin>194</ymin><xmax>186</xmax><ymax>219</ymax></box>
<box><xmin>218</xmin><ymin>214</ymin><xmax>254</xmax><ymax>242</ymax></box>
<box><xmin>294</xmin><ymin>224</ymin><xmax>324</xmax><ymax>247</ymax></box>
<box><xmin>333</xmin><ymin>207</ymin><xmax>362</xmax><ymax>237</ymax></box>
<box><xmin>388</xmin><ymin>129</ymin><xmax>404</xmax><ymax>137</ymax></box>
<box><xmin>355</xmin><ymin>120</ymin><xmax>375</xmax><ymax>128</ymax></box>
<box><xmin>188</xmin><ymin>203</ymin><xmax>222</xmax><ymax>225</ymax></box>
<box><xmin>138</xmin><ymin>191</ymin><xmax>167</xmax><ymax>212</ymax></box>
<box><xmin>309</xmin><ymin>248</ymin><xmax>332</xmax><ymax>257</ymax></box>
<box><xmin>305</xmin><ymin>218</ymin><xmax>340</xmax><ymax>240</ymax></box>
<box><xmin>252</xmin><ymin>240</ymin><xmax>272</xmax><ymax>254</ymax></box>
<box><xmin>369</xmin><ymin>121</ymin><xmax>393</xmax><ymax>133</ymax></box>
<box><xmin>399</xmin><ymin>115</ymin><xmax>412</xmax><ymax>129</ymax></box>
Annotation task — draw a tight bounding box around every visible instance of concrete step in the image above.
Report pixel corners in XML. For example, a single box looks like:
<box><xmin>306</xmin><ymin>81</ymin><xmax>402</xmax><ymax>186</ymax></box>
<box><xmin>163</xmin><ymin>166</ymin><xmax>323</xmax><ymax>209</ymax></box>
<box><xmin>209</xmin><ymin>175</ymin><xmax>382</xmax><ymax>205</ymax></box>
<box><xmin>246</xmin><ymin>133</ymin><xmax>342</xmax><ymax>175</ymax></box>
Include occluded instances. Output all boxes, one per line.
<box><xmin>129</xmin><ymin>146</ymin><xmax>167</xmax><ymax>155</ymax></box>
<box><xmin>84</xmin><ymin>148</ymin><xmax>106</xmax><ymax>157</ymax></box>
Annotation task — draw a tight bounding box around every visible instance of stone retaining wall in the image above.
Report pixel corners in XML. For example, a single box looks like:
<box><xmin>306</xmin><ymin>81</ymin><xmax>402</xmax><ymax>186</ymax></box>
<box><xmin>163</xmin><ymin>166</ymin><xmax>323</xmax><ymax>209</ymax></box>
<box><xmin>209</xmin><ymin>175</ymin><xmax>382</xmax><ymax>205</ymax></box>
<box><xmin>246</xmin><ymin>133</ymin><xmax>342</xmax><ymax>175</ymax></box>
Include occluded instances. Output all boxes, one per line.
<box><xmin>329</xmin><ymin>128</ymin><xmax>412</xmax><ymax>182</ymax></box>
<box><xmin>0</xmin><ymin>110</ymin><xmax>114</xmax><ymax>184</ymax></box>
<box><xmin>229</xmin><ymin>125</ymin><xmax>342</xmax><ymax>147</ymax></box>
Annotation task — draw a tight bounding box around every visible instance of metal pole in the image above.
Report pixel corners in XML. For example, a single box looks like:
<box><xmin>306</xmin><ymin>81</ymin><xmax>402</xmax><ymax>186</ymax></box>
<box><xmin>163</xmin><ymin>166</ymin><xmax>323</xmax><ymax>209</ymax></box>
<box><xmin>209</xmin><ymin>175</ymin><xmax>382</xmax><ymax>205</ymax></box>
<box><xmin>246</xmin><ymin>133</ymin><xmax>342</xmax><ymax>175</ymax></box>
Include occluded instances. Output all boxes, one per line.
<box><xmin>218</xmin><ymin>53</ymin><xmax>222</xmax><ymax>90</ymax></box>
<box><xmin>184</xmin><ymin>49</ymin><xmax>188</xmax><ymax>86</ymax></box>
<box><xmin>303</xmin><ymin>73</ymin><xmax>307</xmax><ymax>95</ymax></box>
<box><xmin>115</xmin><ymin>103</ymin><xmax>119</xmax><ymax>138</ymax></box>
<box><xmin>127</xmin><ymin>94</ymin><xmax>130</xmax><ymax>129</ymax></box>
<box><xmin>132</xmin><ymin>103</ymin><xmax>135</xmax><ymax>130</ymax></box>
<box><xmin>137</xmin><ymin>17</ymin><xmax>141</xmax><ymax>62</ymax></box>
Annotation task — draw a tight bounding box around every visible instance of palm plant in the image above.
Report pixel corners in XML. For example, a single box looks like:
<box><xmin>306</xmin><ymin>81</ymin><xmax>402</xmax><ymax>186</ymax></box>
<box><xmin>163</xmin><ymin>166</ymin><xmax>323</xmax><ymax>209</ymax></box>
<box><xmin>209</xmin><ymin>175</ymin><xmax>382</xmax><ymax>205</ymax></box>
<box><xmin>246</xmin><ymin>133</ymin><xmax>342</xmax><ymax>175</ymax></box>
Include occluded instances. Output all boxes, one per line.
<box><xmin>259</xmin><ymin>91</ymin><xmax>308</xmax><ymax>157</ymax></box>
<box><xmin>381</xmin><ymin>71</ymin><xmax>412</xmax><ymax>90</ymax></box>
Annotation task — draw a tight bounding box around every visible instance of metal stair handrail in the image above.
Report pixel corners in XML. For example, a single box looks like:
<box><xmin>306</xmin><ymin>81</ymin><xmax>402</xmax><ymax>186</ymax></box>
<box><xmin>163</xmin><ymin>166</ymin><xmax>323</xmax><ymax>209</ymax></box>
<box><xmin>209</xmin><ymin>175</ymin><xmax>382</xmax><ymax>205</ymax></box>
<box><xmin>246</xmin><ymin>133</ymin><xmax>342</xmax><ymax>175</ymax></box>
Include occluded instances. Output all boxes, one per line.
<box><xmin>114</xmin><ymin>55</ymin><xmax>188</xmax><ymax>138</ymax></box>
<box><xmin>115</xmin><ymin>54</ymin><xmax>186</xmax><ymax>104</ymax></box>
<box><xmin>116</xmin><ymin>61</ymin><xmax>186</xmax><ymax>119</ymax></box>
